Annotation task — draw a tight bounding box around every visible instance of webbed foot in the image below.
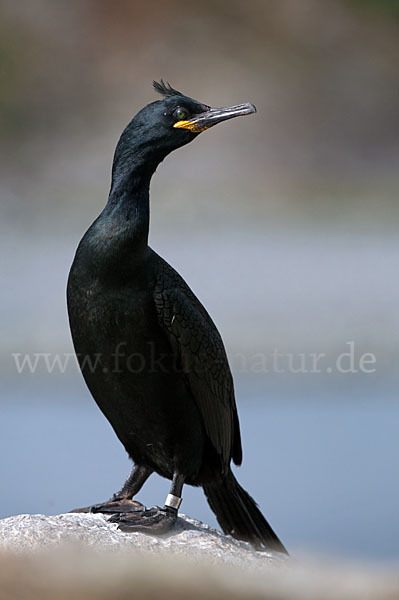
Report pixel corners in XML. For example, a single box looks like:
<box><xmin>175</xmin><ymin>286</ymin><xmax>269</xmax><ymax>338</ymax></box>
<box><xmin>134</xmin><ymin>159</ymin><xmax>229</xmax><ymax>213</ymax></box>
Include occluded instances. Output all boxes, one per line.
<box><xmin>109</xmin><ymin>505</ymin><xmax>178</xmax><ymax>534</ymax></box>
<box><xmin>70</xmin><ymin>497</ymin><xmax>145</xmax><ymax>514</ymax></box>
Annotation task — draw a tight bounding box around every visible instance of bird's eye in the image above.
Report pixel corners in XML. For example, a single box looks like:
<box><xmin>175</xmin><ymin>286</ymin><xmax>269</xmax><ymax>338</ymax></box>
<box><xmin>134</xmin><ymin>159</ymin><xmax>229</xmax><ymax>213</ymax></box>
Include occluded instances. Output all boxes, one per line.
<box><xmin>174</xmin><ymin>107</ymin><xmax>188</xmax><ymax>121</ymax></box>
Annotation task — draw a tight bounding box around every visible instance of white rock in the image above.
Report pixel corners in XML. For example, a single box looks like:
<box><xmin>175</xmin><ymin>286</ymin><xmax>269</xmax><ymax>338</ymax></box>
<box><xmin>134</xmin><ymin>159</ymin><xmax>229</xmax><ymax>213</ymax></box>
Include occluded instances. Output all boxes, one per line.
<box><xmin>0</xmin><ymin>513</ymin><xmax>397</xmax><ymax>600</ymax></box>
<box><xmin>0</xmin><ymin>512</ymin><xmax>281</xmax><ymax>568</ymax></box>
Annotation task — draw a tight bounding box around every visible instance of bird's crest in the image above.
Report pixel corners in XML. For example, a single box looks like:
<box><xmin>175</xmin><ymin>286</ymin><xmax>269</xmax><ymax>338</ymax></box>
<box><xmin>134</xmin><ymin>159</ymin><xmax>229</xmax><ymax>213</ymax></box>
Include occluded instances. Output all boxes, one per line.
<box><xmin>153</xmin><ymin>79</ymin><xmax>183</xmax><ymax>98</ymax></box>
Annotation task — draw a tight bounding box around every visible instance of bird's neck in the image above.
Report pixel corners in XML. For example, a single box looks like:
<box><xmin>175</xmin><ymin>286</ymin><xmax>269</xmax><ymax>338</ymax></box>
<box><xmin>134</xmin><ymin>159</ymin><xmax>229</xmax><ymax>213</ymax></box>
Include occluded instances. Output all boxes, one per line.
<box><xmin>102</xmin><ymin>149</ymin><xmax>159</xmax><ymax>251</ymax></box>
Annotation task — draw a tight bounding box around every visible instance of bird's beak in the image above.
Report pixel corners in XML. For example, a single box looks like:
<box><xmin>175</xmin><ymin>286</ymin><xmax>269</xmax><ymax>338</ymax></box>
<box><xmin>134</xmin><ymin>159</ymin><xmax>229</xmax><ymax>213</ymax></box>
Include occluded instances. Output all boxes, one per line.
<box><xmin>173</xmin><ymin>103</ymin><xmax>256</xmax><ymax>133</ymax></box>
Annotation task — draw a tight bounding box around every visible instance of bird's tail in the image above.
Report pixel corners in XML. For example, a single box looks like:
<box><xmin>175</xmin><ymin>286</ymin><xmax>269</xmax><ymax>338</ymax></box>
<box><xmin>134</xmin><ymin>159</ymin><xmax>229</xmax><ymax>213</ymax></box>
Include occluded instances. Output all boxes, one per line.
<box><xmin>203</xmin><ymin>470</ymin><xmax>288</xmax><ymax>554</ymax></box>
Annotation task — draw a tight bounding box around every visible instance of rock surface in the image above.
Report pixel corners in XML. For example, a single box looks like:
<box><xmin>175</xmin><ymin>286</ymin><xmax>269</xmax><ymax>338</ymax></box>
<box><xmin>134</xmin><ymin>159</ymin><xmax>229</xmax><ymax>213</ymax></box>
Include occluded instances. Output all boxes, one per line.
<box><xmin>0</xmin><ymin>512</ymin><xmax>280</xmax><ymax>567</ymax></box>
<box><xmin>0</xmin><ymin>513</ymin><xmax>397</xmax><ymax>600</ymax></box>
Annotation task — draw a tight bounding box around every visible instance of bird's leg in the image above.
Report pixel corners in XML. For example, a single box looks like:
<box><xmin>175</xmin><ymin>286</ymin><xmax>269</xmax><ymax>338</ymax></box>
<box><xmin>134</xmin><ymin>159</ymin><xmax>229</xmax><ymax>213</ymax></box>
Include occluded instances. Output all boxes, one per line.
<box><xmin>70</xmin><ymin>464</ymin><xmax>152</xmax><ymax>514</ymax></box>
<box><xmin>109</xmin><ymin>472</ymin><xmax>185</xmax><ymax>535</ymax></box>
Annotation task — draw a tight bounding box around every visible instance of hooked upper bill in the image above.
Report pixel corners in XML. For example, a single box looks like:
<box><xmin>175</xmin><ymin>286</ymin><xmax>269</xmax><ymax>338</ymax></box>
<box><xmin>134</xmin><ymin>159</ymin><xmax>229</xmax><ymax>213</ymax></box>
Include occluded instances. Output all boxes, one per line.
<box><xmin>173</xmin><ymin>103</ymin><xmax>256</xmax><ymax>133</ymax></box>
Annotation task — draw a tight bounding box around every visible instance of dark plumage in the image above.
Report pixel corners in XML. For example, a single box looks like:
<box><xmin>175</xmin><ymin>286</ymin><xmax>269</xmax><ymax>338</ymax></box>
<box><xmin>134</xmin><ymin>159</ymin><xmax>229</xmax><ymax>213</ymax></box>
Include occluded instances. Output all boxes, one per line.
<box><xmin>152</xmin><ymin>79</ymin><xmax>183</xmax><ymax>97</ymax></box>
<box><xmin>67</xmin><ymin>81</ymin><xmax>287</xmax><ymax>553</ymax></box>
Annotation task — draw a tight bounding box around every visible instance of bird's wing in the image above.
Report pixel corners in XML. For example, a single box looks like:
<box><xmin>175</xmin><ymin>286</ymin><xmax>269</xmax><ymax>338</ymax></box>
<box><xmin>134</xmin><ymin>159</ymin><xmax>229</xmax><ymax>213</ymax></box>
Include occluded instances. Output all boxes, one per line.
<box><xmin>153</xmin><ymin>260</ymin><xmax>242</xmax><ymax>470</ymax></box>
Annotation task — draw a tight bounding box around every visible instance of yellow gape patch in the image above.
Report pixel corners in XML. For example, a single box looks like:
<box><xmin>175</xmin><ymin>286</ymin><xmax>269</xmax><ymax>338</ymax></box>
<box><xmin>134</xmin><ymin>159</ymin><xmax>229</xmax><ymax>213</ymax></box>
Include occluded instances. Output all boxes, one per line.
<box><xmin>173</xmin><ymin>120</ymin><xmax>210</xmax><ymax>133</ymax></box>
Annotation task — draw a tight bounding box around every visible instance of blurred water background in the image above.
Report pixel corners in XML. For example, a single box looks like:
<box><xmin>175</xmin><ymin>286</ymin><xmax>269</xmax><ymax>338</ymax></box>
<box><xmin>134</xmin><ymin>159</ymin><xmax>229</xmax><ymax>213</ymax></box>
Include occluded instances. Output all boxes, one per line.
<box><xmin>1</xmin><ymin>0</ymin><xmax>398</xmax><ymax>561</ymax></box>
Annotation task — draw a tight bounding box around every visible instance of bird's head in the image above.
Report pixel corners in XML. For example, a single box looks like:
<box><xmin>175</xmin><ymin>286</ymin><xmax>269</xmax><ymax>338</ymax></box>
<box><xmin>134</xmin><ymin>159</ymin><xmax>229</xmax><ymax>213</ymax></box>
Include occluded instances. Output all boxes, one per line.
<box><xmin>152</xmin><ymin>79</ymin><xmax>256</xmax><ymax>139</ymax></box>
<box><xmin>114</xmin><ymin>80</ymin><xmax>256</xmax><ymax>172</ymax></box>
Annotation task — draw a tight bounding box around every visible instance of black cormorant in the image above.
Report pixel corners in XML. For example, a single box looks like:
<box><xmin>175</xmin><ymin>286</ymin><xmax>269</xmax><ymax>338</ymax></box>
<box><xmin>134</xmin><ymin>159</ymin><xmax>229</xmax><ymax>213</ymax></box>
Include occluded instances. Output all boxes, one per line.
<box><xmin>67</xmin><ymin>80</ymin><xmax>287</xmax><ymax>553</ymax></box>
